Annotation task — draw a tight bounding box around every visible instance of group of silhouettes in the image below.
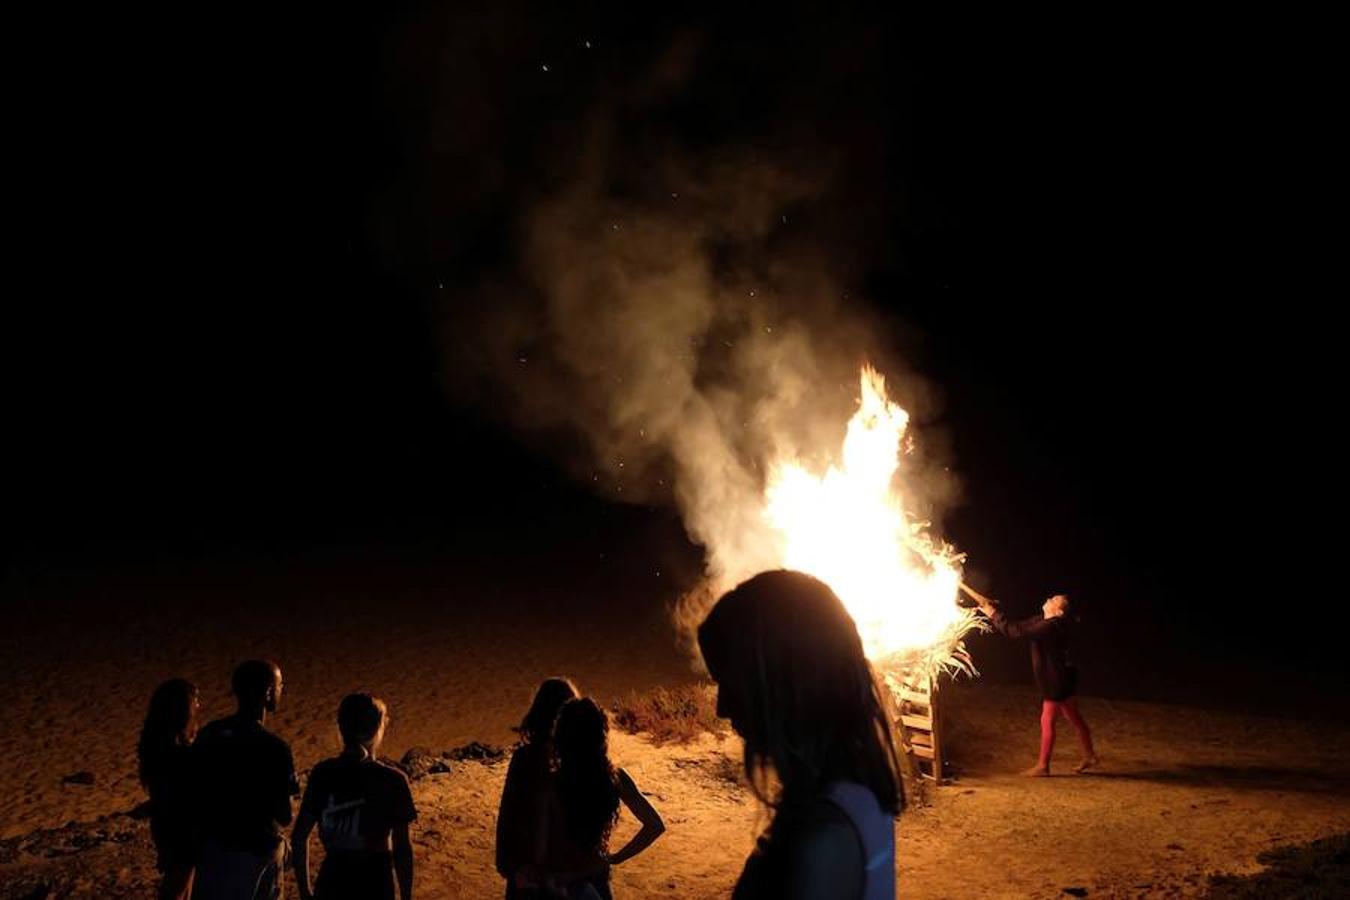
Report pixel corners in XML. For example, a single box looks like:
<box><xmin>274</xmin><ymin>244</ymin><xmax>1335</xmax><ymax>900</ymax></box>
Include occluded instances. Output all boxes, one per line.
<box><xmin>138</xmin><ymin>569</ymin><xmax>1094</xmax><ymax>900</ymax></box>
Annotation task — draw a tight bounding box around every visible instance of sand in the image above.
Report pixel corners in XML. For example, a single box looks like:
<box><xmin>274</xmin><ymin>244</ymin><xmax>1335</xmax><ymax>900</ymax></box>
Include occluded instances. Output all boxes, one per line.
<box><xmin>3</xmin><ymin>555</ymin><xmax>1349</xmax><ymax>898</ymax></box>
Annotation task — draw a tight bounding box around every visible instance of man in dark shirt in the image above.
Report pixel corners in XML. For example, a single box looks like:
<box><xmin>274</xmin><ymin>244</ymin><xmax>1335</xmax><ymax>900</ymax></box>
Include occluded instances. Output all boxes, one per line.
<box><xmin>193</xmin><ymin>659</ymin><xmax>299</xmax><ymax>899</ymax></box>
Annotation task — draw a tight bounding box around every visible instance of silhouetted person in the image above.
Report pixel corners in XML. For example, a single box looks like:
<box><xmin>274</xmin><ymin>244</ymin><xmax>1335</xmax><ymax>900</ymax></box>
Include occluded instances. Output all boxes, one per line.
<box><xmin>699</xmin><ymin>570</ymin><xmax>902</xmax><ymax>900</ymax></box>
<box><xmin>139</xmin><ymin>678</ymin><xmax>201</xmax><ymax>900</ymax></box>
<box><xmin>497</xmin><ymin>677</ymin><xmax>579</xmax><ymax>898</ymax></box>
<box><xmin>962</xmin><ymin>584</ymin><xmax>1098</xmax><ymax>775</ymax></box>
<box><xmin>292</xmin><ymin>693</ymin><xmax>416</xmax><ymax>900</ymax></box>
<box><xmin>531</xmin><ymin>698</ymin><xmax>665</xmax><ymax>899</ymax></box>
<box><xmin>193</xmin><ymin>659</ymin><xmax>298</xmax><ymax>900</ymax></box>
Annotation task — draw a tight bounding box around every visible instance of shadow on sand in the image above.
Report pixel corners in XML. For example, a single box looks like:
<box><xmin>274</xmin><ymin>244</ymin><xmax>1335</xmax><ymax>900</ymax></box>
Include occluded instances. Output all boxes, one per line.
<box><xmin>1089</xmin><ymin>764</ymin><xmax>1350</xmax><ymax>796</ymax></box>
<box><xmin>1203</xmin><ymin>832</ymin><xmax>1350</xmax><ymax>899</ymax></box>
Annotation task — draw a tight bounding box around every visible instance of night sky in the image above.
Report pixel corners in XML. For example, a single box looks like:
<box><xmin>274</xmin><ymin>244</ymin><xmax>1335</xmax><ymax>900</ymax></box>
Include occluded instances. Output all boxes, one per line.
<box><xmin>8</xmin><ymin>6</ymin><xmax>1336</xmax><ymax>702</ymax></box>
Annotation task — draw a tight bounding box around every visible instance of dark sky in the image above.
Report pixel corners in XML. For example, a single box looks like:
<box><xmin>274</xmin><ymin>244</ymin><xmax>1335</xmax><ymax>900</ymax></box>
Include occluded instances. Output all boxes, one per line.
<box><xmin>8</xmin><ymin>6</ymin><xmax>1335</xmax><ymax>681</ymax></box>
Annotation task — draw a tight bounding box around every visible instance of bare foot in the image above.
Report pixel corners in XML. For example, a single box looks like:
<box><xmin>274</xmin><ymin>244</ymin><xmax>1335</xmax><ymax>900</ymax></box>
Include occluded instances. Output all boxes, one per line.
<box><xmin>1021</xmin><ymin>765</ymin><xmax>1050</xmax><ymax>777</ymax></box>
<box><xmin>1074</xmin><ymin>755</ymin><xmax>1100</xmax><ymax>774</ymax></box>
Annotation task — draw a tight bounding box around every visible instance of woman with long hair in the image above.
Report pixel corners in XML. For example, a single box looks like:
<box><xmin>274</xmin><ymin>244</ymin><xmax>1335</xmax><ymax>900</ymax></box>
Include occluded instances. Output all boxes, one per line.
<box><xmin>292</xmin><ymin>693</ymin><xmax>416</xmax><ymax>900</ymax></box>
<box><xmin>537</xmin><ymin>697</ymin><xmax>665</xmax><ymax>899</ymax></box>
<box><xmin>698</xmin><ymin>570</ymin><xmax>903</xmax><ymax>900</ymax></box>
<box><xmin>497</xmin><ymin>677</ymin><xmax>579</xmax><ymax>897</ymax></box>
<box><xmin>961</xmin><ymin>584</ymin><xmax>1098</xmax><ymax>775</ymax></box>
<box><xmin>138</xmin><ymin>677</ymin><xmax>201</xmax><ymax>900</ymax></box>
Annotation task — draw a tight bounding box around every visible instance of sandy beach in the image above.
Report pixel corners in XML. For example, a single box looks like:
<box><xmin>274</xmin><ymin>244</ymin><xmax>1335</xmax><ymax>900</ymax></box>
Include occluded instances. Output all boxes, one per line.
<box><xmin>4</xmin><ymin>552</ymin><xmax>1349</xmax><ymax>898</ymax></box>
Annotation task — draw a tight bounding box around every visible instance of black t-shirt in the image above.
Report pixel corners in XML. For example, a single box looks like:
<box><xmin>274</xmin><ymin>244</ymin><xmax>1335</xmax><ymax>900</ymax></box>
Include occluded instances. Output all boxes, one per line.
<box><xmin>301</xmin><ymin>755</ymin><xmax>417</xmax><ymax>853</ymax></box>
<box><xmin>194</xmin><ymin>714</ymin><xmax>299</xmax><ymax>853</ymax></box>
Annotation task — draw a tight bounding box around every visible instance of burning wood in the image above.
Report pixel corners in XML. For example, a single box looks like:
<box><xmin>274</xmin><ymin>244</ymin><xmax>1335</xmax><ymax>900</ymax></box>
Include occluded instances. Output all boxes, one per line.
<box><xmin>685</xmin><ymin>364</ymin><xmax>986</xmax><ymax>785</ymax></box>
<box><xmin>746</xmin><ymin>365</ymin><xmax>984</xmax><ymax>682</ymax></box>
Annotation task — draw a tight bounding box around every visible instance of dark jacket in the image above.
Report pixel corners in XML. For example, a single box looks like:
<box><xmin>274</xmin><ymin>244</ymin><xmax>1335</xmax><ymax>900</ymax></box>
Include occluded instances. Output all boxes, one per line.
<box><xmin>989</xmin><ymin>610</ymin><xmax>1079</xmax><ymax>701</ymax></box>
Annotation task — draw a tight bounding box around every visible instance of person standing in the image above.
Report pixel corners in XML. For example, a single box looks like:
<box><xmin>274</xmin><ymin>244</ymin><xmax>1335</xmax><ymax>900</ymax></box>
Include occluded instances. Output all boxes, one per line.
<box><xmin>292</xmin><ymin>693</ymin><xmax>416</xmax><ymax>900</ymax></box>
<box><xmin>139</xmin><ymin>678</ymin><xmax>201</xmax><ymax>900</ymax></box>
<box><xmin>535</xmin><ymin>698</ymin><xmax>665</xmax><ymax>899</ymax></box>
<box><xmin>193</xmin><ymin>659</ymin><xmax>298</xmax><ymax>899</ymax></box>
<box><xmin>962</xmin><ymin>584</ymin><xmax>1099</xmax><ymax>776</ymax></box>
<box><xmin>497</xmin><ymin>677</ymin><xmax>579</xmax><ymax>898</ymax></box>
<box><xmin>698</xmin><ymin>570</ymin><xmax>902</xmax><ymax>900</ymax></box>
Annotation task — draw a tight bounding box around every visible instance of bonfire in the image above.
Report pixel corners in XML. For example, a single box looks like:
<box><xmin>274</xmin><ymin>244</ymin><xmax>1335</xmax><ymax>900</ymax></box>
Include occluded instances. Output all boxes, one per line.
<box><xmin>693</xmin><ymin>365</ymin><xmax>985</xmax><ymax>784</ymax></box>
<box><xmin>762</xmin><ymin>365</ymin><xmax>984</xmax><ymax>686</ymax></box>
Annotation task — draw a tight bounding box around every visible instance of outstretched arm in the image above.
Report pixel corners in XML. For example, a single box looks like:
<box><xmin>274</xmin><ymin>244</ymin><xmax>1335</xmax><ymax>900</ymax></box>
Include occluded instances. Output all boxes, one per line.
<box><xmin>605</xmin><ymin>768</ymin><xmax>666</xmax><ymax>866</ymax></box>
<box><xmin>986</xmin><ymin>608</ymin><xmax>1057</xmax><ymax>639</ymax></box>
<box><xmin>959</xmin><ymin>582</ymin><xmax>1002</xmax><ymax>619</ymax></box>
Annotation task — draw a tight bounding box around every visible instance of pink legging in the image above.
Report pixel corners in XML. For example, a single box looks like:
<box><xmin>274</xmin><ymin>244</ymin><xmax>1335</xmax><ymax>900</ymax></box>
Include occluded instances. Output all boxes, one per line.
<box><xmin>1039</xmin><ymin>697</ymin><xmax>1095</xmax><ymax>768</ymax></box>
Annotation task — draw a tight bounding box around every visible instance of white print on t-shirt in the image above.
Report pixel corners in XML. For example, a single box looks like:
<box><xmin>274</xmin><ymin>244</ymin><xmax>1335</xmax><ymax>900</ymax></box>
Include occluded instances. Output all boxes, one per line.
<box><xmin>319</xmin><ymin>795</ymin><xmax>366</xmax><ymax>851</ymax></box>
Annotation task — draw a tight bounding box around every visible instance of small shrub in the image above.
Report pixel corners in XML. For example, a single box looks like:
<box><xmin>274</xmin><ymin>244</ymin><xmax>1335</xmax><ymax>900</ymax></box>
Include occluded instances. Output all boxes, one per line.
<box><xmin>611</xmin><ymin>683</ymin><xmax>727</xmax><ymax>745</ymax></box>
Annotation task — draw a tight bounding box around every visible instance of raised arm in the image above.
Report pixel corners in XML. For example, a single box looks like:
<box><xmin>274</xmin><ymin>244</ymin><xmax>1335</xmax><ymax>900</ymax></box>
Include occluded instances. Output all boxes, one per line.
<box><xmin>959</xmin><ymin>581</ymin><xmax>998</xmax><ymax>611</ymax></box>
<box><xmin>986</xmin><ymin>608</ymin><xmax>1058</xmax><ymax>640</ymax></box>
<box><xmin>961</xmin><ymin>583</ymin><xmax>1055</xmax><ymax>638</ymax></box>
<box><xmin>605</xmin><ymin>768</ymin><xmax>666</xmax><ymax>866</ymax></box>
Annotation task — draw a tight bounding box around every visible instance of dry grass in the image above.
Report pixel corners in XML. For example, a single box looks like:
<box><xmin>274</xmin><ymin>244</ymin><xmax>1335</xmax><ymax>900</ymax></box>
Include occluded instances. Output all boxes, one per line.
<box><xmin>610</xmin><ymin>683</ymin><xmax>728</xmax><ymax>745</ymax></box>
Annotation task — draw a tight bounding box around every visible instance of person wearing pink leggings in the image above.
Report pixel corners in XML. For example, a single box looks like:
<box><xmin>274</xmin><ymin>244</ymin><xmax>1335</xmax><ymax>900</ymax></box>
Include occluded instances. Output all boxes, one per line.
<box><xmin>961</xmin><ymin>585</ymin><xmax>1100</xmax><ymax>776</ymax></box>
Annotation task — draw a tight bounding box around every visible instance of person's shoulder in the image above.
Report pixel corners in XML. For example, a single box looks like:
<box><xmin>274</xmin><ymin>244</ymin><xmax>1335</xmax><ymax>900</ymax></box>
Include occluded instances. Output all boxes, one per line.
<box><xmin>773</xmin><ymin>795</ymin><xmax>856</xmax><ymax>845</ymax></box>
<box><xmin>782</xmin><ymin>799</ymin><xmax>864</xmax><ymax>886</ymax></box>
<box><xmin>511</xmin><ymin>741</ymin><xmax>544</xmax><ymax>765</ymax></box>
<box><xmin>257</xmin><ymin>724</ymin><xmax>293</xmax><ymax>754</ymax></box>
<box><xmin>801</xmin><ymin>795</ymin><xmax>855</xmax><ymax>827</ymax></box>
<box><xmin>195</xmin><ymin>716</ymin><xmax>235</xmax><ymax>744</ymax></box>
<box><xmin>373</xmin><ymin>758</ymin><xmax>413</xmax><ymax>789</ymax></box>
<box><xmin>309</xmin><ymin>756</ymin><xmax>343</xmax><ymax>778</ymax></box>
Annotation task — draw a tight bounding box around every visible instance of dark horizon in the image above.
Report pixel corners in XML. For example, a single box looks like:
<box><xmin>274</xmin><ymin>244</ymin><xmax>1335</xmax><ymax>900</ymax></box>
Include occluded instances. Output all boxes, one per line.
<box><xmin>7</xmin><ymin>5</ymin><xmax>1337</xmax><ymax>695</ymax></box>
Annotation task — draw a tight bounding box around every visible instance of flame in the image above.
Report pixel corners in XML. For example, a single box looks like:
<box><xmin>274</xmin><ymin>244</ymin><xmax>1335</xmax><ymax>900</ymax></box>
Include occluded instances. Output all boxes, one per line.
<box><xmin>762</xmin><ymin>366</ymin><xmax>965</xmax><ymax>662</ymax></box>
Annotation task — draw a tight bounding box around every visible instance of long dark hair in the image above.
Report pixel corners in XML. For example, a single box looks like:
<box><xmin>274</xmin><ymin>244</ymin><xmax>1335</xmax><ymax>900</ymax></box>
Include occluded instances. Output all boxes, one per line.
<box><xmin>138</xmin><ymin>678</ymin><xmax>199</xmax><ymax>787</ymax></box>
<box><xmin>518</xmin><ymin>677</ymin><xmax>579</xmax><ymax>746</ymax></box>
<box><xmin>553</xmin><ymin>697</ymin><xmax>620</xmax><ymax>852</ymax></box>
<box><xmin>697</xmin><ymin>570</ymin><xmax>904</xmax><ymax>815</ymax></box>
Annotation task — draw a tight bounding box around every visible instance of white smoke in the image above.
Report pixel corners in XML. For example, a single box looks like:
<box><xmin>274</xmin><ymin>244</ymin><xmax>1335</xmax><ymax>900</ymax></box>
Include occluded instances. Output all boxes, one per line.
<box><xmin>440</xmin><ymin>138</ymin><xmax>957</xmax><ymax>602</ymax></box>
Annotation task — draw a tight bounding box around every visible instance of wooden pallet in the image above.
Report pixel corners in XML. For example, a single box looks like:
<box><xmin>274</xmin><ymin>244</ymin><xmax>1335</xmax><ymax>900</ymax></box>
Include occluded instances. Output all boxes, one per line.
<box><xmin>894</xmin><ymin>670</ymin><xmax>943</xmax><ymax>782</ymax></box>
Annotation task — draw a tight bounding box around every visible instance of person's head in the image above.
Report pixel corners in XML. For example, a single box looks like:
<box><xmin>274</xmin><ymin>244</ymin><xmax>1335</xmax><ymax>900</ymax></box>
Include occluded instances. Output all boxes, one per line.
<box><xmin>518</xmin><ymin>677</ymin><xmax>579</xmax><ymax>745</ymax></box>
<box><xmin>232</xmin><ymin>659</ymin><xmax>283</xmax><ymax>714</ymax></box>
<box><xmin>1042</xmin><ymin>594</ymin><xmax>1070</xmax><ymax>619</ymax></box>
<box><xmin>138</xmin><ymin>678</ymin><xmax>200</xmax><ymax>784</ymax></box>
<box><xmin>337</xmin><ymin>692</ymin><xmax>388</xmax><ymax>759</ymax></box>
<box><xmin>698</xmin><ymin>569</ymin><xmax>904</xmax><ymax>815</ymax></box>
<box><xmin>553</xmin><ymin>697</ymin><xmax>619</xmax><ymax>851</ymax></box>
<box><xmin>554</xmin><ymin>696</ymin><xmax>611</xmax><ymax>771</ymax></box>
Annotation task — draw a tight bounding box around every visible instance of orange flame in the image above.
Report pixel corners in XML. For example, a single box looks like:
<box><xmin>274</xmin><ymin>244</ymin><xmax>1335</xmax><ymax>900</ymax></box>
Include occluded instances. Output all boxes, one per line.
<box><xmin>762</xmin><ymin>366</ymin><xmax>965</xmax><ymax>661</ymax></box>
